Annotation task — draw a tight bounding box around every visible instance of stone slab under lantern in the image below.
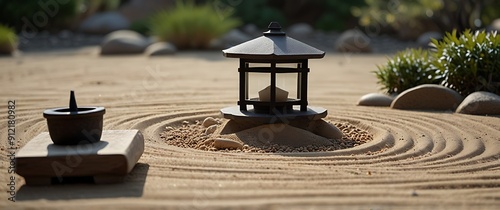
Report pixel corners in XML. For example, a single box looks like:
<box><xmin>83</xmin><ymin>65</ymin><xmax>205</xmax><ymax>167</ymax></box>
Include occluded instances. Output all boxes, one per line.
<box><xmin>221</xmin><ymin>106</ymin><xmax>327</xmax><ymax>124</ymax></box>
<box><xmin>16</xmin><ymin>130</ymin><xmax>144</xmax><ymax>185</ymax></box>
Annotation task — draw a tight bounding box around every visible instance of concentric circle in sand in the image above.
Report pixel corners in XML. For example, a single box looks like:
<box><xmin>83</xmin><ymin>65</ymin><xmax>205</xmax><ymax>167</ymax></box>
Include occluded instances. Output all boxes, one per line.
<box><xmin>1</xmin><ymin>51</ymin><xmax>499</xmax><ymax>209</ymax></box>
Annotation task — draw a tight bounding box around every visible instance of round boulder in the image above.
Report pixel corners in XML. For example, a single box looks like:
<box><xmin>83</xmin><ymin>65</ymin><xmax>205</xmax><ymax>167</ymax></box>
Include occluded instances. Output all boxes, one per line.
<box><xmin>145</xmin><ymin>42</ymin><xmax>176</xmax><ymax>56</ymax></box>
<box><xmin>335</xmin><ymin>29</ymin><xmax>372</xmax><ymax>53</ymax></box>
<box><xmin>357</xmin><ymin>93</ymin><xmax>394</xmax><ymax>107</ymax></box>
<box><xmin>100</xmin><ymin>30</ymin><xmax>149</xmax><ymax>55</ymax></box>
<box><xmin>79</xmin><ymin>12</ymin><xmax>130</xmax><ymax>34</ymax></box>
<box><xmin>119</xmin><ymin>0</ymin><xmax>174</xmax><ymax>23</ymax></box>
<box><xmin>391</xmin><ymin>84</ymin><xmax>463</xmax><ymax>111</ymax></box>
<box><xmin>487</xmin><ymin>19</ymin><xmax>500</xmax><ymax>32</ymax></box>
<box><xmin>456</xmin><ymin>91</ymin><xmax>500</xmax><ymax>115</ymax></box>
<box><xmin>210</xmin><ymin>29</ymin><xmax>252</xmax><ymax>49</ymax></box>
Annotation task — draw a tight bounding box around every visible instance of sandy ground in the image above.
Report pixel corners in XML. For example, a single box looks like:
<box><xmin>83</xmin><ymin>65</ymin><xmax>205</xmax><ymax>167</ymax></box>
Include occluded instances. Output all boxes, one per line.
<box><xmin>0</xmin><ymin>48</ymin><xmax>499</xmax><ymax>209</ymax></box>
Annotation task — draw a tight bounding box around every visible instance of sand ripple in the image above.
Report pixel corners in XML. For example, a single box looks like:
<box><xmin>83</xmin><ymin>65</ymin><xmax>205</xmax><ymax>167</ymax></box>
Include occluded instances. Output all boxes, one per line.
<box><xmin>1</xmin><ymin>53</ymin><xmax>499</xmax><ymax>208</ymax></box>
<box><xmin>97</xmin><ymin>101</ymin><xmax>500</xmax><ymax>204</ymax></box>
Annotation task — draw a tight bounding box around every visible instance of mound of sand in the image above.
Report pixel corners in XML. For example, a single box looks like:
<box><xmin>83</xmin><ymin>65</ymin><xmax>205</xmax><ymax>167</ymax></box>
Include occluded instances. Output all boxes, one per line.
<box><xmin>219</xmin><ymin>123</ymin><xmax>334</xmax><ymax>148</ymax></box>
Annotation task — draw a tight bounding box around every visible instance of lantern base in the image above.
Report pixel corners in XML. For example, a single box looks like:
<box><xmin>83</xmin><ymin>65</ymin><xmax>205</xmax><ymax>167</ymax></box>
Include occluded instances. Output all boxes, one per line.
<box><xmin>220</xmin><ymin>106</ymin><xmax>327</xmax><ymax>124</ymax></box>
<box><xmin>252</xmin><ymin>104</ymin><xmax>293</xmax><ymax>114</ymax></box>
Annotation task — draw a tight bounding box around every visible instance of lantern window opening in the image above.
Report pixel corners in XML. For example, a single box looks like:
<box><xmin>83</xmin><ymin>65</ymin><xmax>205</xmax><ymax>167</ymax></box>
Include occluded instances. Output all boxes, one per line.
<box><xmin>237</xmin><ymin>60</ymin><xmax>309</xmax><ymax>113</ymax></box>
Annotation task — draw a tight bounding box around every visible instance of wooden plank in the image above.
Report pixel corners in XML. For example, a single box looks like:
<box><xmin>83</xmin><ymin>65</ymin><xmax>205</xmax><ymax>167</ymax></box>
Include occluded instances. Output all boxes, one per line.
<box><xmin>16</xmin><ymin>130</ymin><xmax>144</xmax><ymax>185</ymax></box>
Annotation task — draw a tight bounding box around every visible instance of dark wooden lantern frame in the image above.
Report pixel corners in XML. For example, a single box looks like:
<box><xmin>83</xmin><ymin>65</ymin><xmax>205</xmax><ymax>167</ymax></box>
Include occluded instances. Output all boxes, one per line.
<box><xmin>238</xmin><ymin>59</ymin><xmax>309</xmax><ymax>113</ymax></box>
<box><xmin>223</xmin><ymin>22</ymin><xmax>324</xmax><ymax>115</ymax></box>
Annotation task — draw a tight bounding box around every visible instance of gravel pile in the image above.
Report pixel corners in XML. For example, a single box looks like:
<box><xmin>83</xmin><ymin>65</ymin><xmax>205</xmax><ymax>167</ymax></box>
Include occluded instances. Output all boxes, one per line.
<box><xmin>160</xmin><ymin>118</ymin><xmax>373</xmax><ymax>153</ymax></box>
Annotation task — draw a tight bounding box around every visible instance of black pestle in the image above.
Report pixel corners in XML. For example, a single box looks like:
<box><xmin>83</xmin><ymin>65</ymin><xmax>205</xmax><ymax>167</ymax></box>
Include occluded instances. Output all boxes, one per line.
<box><xmin>69</xmin><ymin>90</ymin><xmax>78</xmax><ymax>112</ymax></box>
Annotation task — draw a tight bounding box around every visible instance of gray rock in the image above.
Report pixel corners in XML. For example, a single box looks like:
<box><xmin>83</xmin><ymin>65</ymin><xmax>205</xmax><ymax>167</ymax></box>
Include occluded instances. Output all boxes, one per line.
<box><xmin>287</xmin><ymin>23</ymin><xmax>314</xmax><ymax>37</ymax></box>
<box><xmin>58</xmin><ymin>30</ymin><xmax>72</xmax><ymax>39</ymax></box>
<box><xmin>335</xmin><ymin>29</ymin><xmax>372</xmax><ymax>53</ymax></box>
<box><xmin>417</xmin><ymin>31</ymin><xmax>442</xmax><ymax>48</ymax></box>
<box><xmin>145</xmin><ymin>42</ymin><xmax>176</xmax><ymax>56</ymax></box>
<box><xmin>357</xmin><ymin>93</ymin><xmax>394</xmax><ymax>107</ymax></box>
<box><xmin>456</xmin><ymin>91</ymin><xmax>500</xmax><ymax>115</ymax></box>
<box><xmin>391</xmin><ymin>84</ymin><xmax>463</xmax><ymax>111</ymax></box>
<box><xmin>241</xmin><ymin>24</ymin><xmax>260</xmax><ymax>37</ymax></box>
<box><xmin>146</xmin><ymin>36</ymin><xmax>159</xmax><ymax>46</ymax></box>
<box><xmin>487</xmin><ymin>19</ymin><xmax>500</xmax><ymax>32</ymax></box>
<box><xmin>79</xmin><ymin>12</ymin><xmax>130</xmax><ymax>34</ymax></box>
<box><xmin>100</xmin><ymin>30</ymin><xmax>149</xmax><ymax>55</ymax></box>
<box><xmin>210</xmin><ymin>29</ymin><xmax>252</xmax><ymax>49</ymax></box>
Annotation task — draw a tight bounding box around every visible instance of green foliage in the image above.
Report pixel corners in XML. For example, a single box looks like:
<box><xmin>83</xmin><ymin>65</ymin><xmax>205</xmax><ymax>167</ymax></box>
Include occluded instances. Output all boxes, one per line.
<box><xmin>0</xmin><ymin>0</ymin><xmax>82</xmax><ymax>31</ymax></box>
<box><xmin>352</xmin><ymin>0</ymin><xmax>442</xmax><ymax>32</ymax></box>
<box><xmin>315</xmin><ymin>0</ymin><xmax>365</xmax><ymax>31</ymax></box>
<box><xmin>0</xmin><ymin>24</ymin><xmax>18</xmax><ymax>47</ymax></box>
<box><xmin>149</xmin><ymin>1</ymin><xmax>241</xmax><ymax>49</ymax></box>
<box><xmin>232</xmin><ymin>0</ymin><xmax>364</xmax><ymax>31</ymax></box>
<box><xmin>233</xmin><ymin>0</ymin><xmax>286</xmax><ymax>29</ymax></box>
<box><xmin>130</xmin><ymin>19</ymin><xmax>150</xmax><ymax>35</ymax></box>
<box><xmin>374</xmin><ymin>48</ymin><xmax>441</xmax><ymax>94</ymax></box>
<box><xmin>352</xmin><ymin>0</ymin><xmax>500</xmax><ymax>37</ymax></box>
<box><xmin>432</xmin><ymin>30</ymin><xmax>500</xmax><ymax>95</ymax></box>
<box><xmin>83</xmin><ymin>0</ymin><xmax>121</xmax><ymax>15</ymax></box>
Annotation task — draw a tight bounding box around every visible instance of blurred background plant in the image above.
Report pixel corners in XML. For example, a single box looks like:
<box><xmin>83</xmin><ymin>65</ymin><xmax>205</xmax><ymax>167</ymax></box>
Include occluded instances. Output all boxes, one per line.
<box><xmin>315</xmin><ymin>0</ymin><xmax>367</xmax><ymax>31</ymax></box>
<box><xmin>0</xmin><ymin>0</ymin><xmax>122</xmax><ymax>31</ymax></box>
<box><xmin>352</xmin><ymin>0</ymin><xmax>500</xmax><ymax>40</ymax></box>
<box><xmin>374</xmin><ymin>48</ymin><xmax>441</xmax><ymax>94</ymax></box>
<box><xmin>79</xmin><ymin>0</ymin><xmax>121</xmax><ymax>19</ymax></box>
<box><xmin>0</xmin><ymin>0</ymin><xmax>82</xmax><ymax>31</ymax></box>
<box><xmin>0</xmin><ymin>24</ymin><xmax>18</xmax><ymax>54</ymax></box>
<box><xmin>233</xmin><ymin>0</ymin><xmax>287</xmax><ymax>29</ymax></box>
<box><xmin>149</xmin><ymin>1</ymin><xmax>240</xmax><ymax>49</ymax></box>
<box><xmin>232</xmin><ymin>0</ymin><xmax>364</xmax><ymax>31</ymax></box>
<box><xmin>433</xmin><ymin>30</ymin><xmax>500</xmax><ymax>96</ymax></box>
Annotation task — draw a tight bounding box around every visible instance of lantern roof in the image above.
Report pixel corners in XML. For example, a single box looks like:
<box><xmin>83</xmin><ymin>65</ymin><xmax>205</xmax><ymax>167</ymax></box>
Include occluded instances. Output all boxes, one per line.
<box><xmin>222</xmin><ymin>22</ymin><xmax>325</xmax><ymax>60</ymax></box>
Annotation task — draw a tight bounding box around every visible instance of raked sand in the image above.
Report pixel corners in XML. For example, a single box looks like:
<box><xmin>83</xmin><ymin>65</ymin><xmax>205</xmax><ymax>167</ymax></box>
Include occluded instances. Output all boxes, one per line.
<box><xmin>1</xmin><ymin>48</ymin><xmax>499</xmax><ymax>209</ymax></box>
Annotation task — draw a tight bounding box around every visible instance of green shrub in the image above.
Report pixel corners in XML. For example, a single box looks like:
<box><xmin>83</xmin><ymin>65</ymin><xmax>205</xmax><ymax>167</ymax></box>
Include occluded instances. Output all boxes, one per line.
<box><xmin>352</xmin><ymin>0</ymin><xmax>500</xmax><ymax>38</ymax></box>
<box><xmin>432</xmin><ymin>30</ymin><xmax>500</xmax><ymax>95</ymax></box>
<box><xmin>374</xmin><ymin>48</ymin><xmax>441</xmax><ymax>94</ymax></box>
<box><xmin>149</xmin><ymin>1</ymin><xmax>240</xmax><ymax>49</ymax></box>
<box><xmin>130</xmin><ymin>18</ymin><xmax>150</xmax><ymax>35</ymax></box>
<box><xmin>0</xmin><ymin>0</ymin><xmax>82</xmax><ymax>31</ymax></box>
<box><xmin>82</xmin><ymin>0</ymin><xmax>121</xmax><ymax>16</ymax></box>
<box><xmin>233</xmin><ymin>0</ymin><xmax>286</xmax><ymax>29</ymax></box>
<box><xmin>315</xmin><ymin>0</ymin><xmax>365</xmax><ymax>31</ymax></box>
<box><xmin>0</xmin><ymin>24</ymin><xmax>18</xmax><ymax>53</ymax></box>
<box><xmin>352</xmin><ymin>0</ymin><xmax>442</xmax><ymax>38</ymax></box>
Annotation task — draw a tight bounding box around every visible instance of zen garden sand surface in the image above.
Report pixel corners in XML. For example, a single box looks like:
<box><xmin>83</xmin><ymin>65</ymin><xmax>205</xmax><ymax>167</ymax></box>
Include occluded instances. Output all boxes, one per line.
<box><xmin>0</xmin><ymin>48</ymin><xmax>499</xmax><ymax>209</ymax></box>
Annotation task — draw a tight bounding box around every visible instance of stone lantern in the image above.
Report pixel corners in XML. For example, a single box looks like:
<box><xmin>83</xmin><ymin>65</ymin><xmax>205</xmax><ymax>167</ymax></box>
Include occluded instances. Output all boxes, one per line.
<box><xmin>221</xmin><ymin>22</ymin><xmax>327</xmax><ymax>124</ymax></box>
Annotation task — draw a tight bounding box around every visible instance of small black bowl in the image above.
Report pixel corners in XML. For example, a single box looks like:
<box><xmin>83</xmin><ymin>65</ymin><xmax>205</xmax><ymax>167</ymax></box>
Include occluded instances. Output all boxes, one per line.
<box><xmin>43</xmin><ymin>107</ymin><xmax>105</xmax><ymax>145</ymax></box>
